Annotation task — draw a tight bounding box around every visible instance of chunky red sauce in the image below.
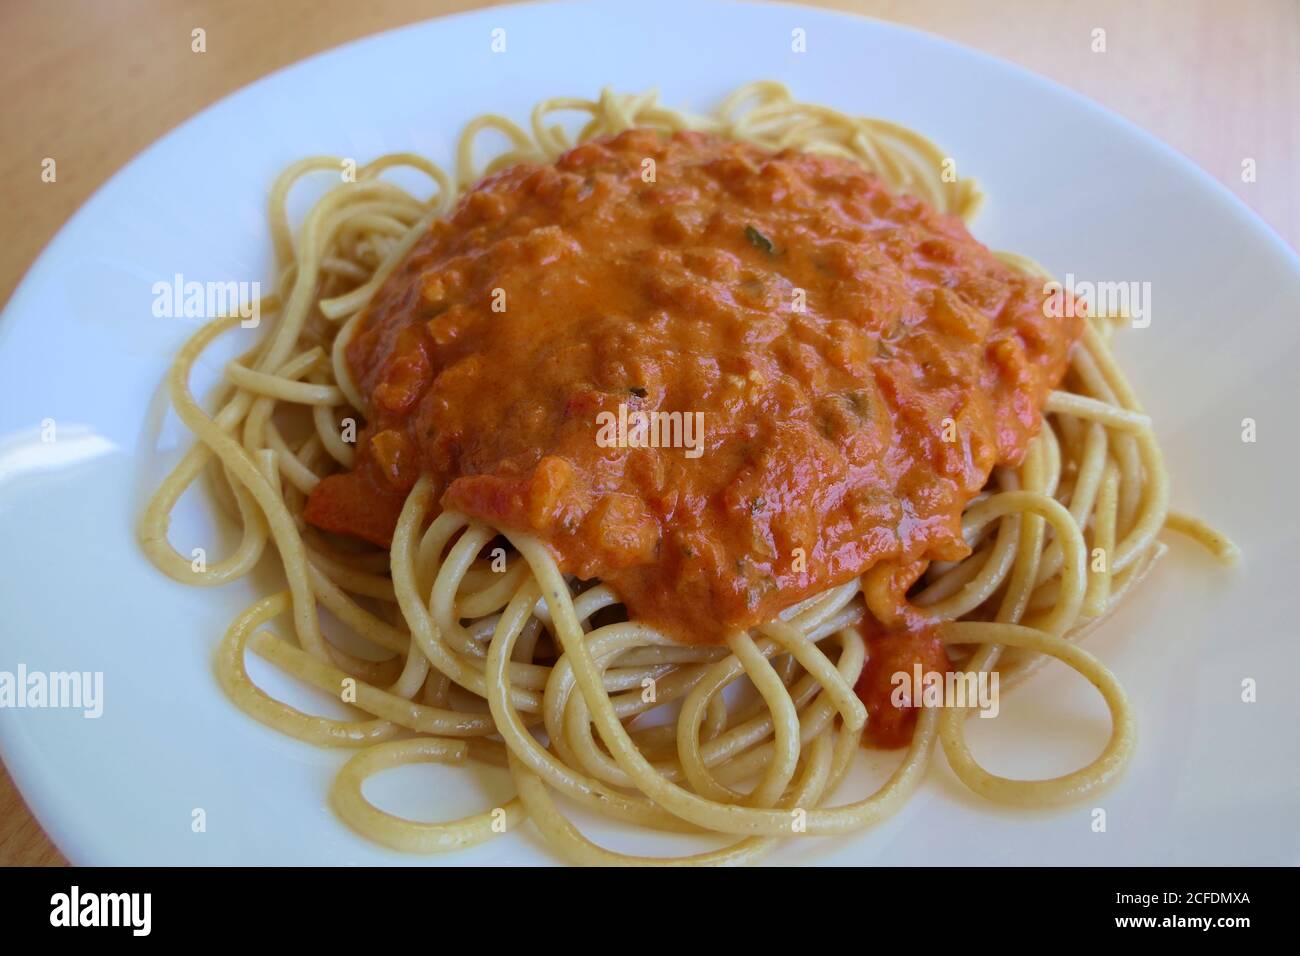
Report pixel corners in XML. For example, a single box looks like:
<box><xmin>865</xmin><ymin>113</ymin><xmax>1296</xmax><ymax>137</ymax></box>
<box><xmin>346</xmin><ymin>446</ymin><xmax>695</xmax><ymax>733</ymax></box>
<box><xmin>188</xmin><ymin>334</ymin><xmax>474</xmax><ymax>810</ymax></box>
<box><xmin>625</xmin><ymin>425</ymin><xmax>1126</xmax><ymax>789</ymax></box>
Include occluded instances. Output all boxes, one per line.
<box><xmin>306</xmin><ymin>129</ymin><xmax>1081</xmax><ymax>656</ymax></box>
<box><xmin>854</xmin><ymin>619</ymin><xmax>951</xmax><ymax>749</ymax></box>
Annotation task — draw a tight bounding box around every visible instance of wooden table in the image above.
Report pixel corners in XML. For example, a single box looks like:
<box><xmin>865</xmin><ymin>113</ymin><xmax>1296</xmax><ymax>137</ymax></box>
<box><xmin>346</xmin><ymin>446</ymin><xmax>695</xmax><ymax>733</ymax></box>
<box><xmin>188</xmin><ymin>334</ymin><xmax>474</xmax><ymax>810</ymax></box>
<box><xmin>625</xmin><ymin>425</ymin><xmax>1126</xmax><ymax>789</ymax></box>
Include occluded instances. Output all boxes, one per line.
<box><xmin>2</xmin><ymin>0</ymin><xmax>1295</xmax><ymax>867</ymax></box>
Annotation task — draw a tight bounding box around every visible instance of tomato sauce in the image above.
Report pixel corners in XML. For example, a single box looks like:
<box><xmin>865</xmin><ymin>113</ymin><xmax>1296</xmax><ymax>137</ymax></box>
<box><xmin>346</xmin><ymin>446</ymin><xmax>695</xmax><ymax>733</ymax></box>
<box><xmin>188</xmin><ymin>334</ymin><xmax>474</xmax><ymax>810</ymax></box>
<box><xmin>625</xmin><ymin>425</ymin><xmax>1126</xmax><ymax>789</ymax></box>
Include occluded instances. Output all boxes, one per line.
<box><xmin>305</xmin><ymin>129</ymin><xmax>1081</xmax><ymax>651</ymax></box>
<box><xmin>854</xmin><ymin>619</ymin><xmax>951</xmax><ymax>749</ymax></box>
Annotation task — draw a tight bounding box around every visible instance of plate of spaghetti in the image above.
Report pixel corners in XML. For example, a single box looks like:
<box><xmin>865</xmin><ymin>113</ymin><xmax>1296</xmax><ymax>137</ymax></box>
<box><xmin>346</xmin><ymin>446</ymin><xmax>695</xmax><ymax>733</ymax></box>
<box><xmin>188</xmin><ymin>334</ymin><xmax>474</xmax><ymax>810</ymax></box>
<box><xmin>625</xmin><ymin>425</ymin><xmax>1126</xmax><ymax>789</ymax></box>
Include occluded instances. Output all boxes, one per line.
<box><xmin>2</xmin><ymin>1</ymin><xmax>1297</xmax><ymax>866</ymax></box>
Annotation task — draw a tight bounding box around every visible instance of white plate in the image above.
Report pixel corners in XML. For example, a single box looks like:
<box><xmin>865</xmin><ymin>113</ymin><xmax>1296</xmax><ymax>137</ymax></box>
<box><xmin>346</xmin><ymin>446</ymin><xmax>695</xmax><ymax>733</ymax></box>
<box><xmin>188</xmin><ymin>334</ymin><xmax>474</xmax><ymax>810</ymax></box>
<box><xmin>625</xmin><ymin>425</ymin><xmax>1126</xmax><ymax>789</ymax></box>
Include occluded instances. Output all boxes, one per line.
<box><xmin>2</xmin><ymin>0</ymin><xmax>1298</xmax><ymax>866</ymax></box>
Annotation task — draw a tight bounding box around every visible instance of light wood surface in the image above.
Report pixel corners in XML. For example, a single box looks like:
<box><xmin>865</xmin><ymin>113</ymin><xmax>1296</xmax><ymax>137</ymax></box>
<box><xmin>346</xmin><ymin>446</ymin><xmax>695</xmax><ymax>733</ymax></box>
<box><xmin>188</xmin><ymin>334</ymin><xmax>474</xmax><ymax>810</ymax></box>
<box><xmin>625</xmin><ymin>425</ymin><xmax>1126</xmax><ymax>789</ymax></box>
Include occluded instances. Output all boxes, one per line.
<box><xmin>1</xmin><ymin>0</ymin><xmax>1295</xmax><ymax>867</ymax></box>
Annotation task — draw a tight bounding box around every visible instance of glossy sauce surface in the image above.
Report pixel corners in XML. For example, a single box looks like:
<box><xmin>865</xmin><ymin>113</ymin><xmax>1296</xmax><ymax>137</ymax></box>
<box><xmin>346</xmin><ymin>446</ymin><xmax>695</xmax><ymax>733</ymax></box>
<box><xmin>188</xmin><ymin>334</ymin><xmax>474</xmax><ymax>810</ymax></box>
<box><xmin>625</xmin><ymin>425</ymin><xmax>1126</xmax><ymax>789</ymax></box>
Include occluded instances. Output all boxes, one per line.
<box><xmin>306</xmin><ymin>129</ymin><xmax>1081</xmax><ymax>647</ymax></box>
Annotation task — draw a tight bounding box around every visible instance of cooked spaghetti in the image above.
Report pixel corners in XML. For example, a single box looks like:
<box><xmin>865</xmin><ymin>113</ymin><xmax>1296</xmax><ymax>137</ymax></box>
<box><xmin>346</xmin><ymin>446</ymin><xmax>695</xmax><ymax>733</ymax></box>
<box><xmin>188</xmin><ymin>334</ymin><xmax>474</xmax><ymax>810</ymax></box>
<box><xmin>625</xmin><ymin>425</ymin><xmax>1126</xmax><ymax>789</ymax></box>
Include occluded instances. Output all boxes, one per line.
<box><xmin>139</xmin><ymin>83</ymin><xmax>1236</xmax><ymax>864</ymax></box>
